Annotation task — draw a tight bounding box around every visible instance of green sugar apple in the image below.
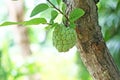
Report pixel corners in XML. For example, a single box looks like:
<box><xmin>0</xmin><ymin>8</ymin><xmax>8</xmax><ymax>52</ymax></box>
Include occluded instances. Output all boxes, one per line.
<box><xmin>52</xmin><ymin>24</ymin><xmax>77</xmax><ymax>52</ymax></box>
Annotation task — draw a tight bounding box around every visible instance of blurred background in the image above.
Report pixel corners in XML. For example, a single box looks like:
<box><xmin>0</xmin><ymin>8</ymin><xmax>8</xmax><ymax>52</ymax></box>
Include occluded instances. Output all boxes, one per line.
<box><xmin>0</xmin><ymin>0</ymin><xmax>120</xmax><ymax>80</ymax></box>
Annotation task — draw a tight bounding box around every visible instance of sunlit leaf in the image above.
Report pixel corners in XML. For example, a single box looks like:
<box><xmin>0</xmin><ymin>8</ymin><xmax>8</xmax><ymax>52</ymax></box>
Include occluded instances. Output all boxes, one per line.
<box><xmin>46</xmin><ymin>23</ymin><xmax>58</xmax><ymax>30</ymax></box>
<box><xmin>61</xmin><ymin>2</ymin><xmax>66</xmax><ymax>13</ymax></box>
<box><xmin>0</xmin><ymin>22</ymin><xmax>19</xmax><ymax>26</ymax></box>
<box><xmin>69</xmin><ymin>8</ymin><xmax>85</xmax><ymax>22</ymax></box>
<box><xmin>45</xmin><ymin>25</ymin><xmax>52</xmax><ymax>30</ymax></box>
<box><xmin>0</xmin><ymin>18</ymin><xmax>47</xmax><ymax>26</ymax></box>
<box><xmin>51</xmin><ymin>10</ymin><xmax>58</xmax><ymax>20</ymax></box>
<box><xmin>22</xmin><ymin>18</ymin><xmax>47</xmax><ymax>25</ymax></box>
<box><xmin>56</xmin><ymin>0</ymin><xmax>61</xmax><ymax>5</ymax></box>
<box><xmin>30</xmin><ymin>3</ymin><xmax>49</xmax><ymax>17</ymax></box>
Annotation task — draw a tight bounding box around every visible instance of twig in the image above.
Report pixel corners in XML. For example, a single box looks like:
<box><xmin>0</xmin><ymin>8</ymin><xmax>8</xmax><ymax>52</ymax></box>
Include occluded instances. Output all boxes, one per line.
<box><xmin>47</xmin><ymin>0</ymin><xmax>70</xmax><ymax>22</ymax></box>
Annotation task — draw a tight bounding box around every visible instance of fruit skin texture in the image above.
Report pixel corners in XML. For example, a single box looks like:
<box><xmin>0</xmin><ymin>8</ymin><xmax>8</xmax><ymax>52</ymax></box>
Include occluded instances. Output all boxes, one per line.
<box><xmin>52</xmin><ymin>24</ymin><xmax>77</xmax><ymax>52</ymax></box>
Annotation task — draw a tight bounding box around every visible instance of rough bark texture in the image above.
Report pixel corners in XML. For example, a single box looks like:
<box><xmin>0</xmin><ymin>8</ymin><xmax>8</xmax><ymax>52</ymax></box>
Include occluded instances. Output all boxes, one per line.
<box><xmin>65</xmin><ymin>0</ymin><xmax>120</xmax><ymax>80</ymax></box>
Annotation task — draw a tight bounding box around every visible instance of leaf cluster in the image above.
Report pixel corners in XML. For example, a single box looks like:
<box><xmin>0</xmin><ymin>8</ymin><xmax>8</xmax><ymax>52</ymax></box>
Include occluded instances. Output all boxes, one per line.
<box><xmin>0</xmin><ymin>0</ymin><xmax>85</xmax><ymax>29</ymax></box>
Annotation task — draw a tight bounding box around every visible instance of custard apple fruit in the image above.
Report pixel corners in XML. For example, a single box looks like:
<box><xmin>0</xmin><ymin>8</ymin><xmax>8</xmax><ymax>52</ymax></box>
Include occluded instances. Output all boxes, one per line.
<box><xmin>52</xmin><ymin>24</ymin><xmax>76</xmax><ymax>52</ymax></box>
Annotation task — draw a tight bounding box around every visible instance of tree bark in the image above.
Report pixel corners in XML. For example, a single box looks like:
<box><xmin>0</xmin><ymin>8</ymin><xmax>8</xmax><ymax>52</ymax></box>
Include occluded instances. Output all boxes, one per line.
<box><xmin>65</xmin><ymin>0</ymin><xmax>120</xmax><ymax>80</ymax></box>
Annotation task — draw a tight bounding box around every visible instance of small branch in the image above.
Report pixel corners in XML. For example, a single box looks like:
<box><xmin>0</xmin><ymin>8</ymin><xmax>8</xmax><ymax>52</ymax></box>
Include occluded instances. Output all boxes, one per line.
<box><xmin>47</xmin><ymin>0</ymin><xmax>70</xmax><ymax>23</ymax></box>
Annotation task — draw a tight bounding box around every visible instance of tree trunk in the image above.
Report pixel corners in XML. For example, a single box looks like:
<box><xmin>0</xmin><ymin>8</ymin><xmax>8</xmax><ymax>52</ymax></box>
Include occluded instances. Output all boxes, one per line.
<box><xmin>65</xmin><ymin>0</ymin><xmax>120</xmax><ymax>80</ymax></box>
<box><xmin>6</xmin><ymin>0</ymin><xmax>32</xmax><ymax>56</ymax></box>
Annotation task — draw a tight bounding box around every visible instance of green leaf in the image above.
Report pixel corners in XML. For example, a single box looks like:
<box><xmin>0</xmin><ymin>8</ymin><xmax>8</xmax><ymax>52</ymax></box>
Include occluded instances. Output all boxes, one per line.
<box><xmin>0</xmin><ymin>18</ymin><xmax>47</xmax><ymax>26</ymax></box>
<box><xmin>30</xmin><ymin>3</ymin><xmax>49</xmax><ymax>17</ymax></box>
<box><xmin>56</xmin><ymin>0</ymin><xmax>61</xmax><ymax>5</ymax></box>
<box><xmin>45</xmin><ymin>23</ymin><xmax>58</xmax><ymax>31</ymax></box>
<box><xmin>22</xmin><ymin>18</ymin><xmax>47</xmax><ymax>25</ymax></box>
<box><xmin>51</xmin><ymin>10</ymin><xmax>58</xmax><ymax>20</ymax></box>
<box><xmin>0</xmin><ymin>22</ymin><xmax>19</xmax><ymax>26</ymax></box>
<box><xmin>69</xmin><ymin>22</ymin><xmax>76</xmax><ymax>28</ymax></box>
<box><xmin>52</xmin><ymin>23</ymin><xmax>59</xmax><ymax>28</ymax></box>
<box><xmin>61</xmin><ymin>2</ymin><xmax>66</xmax><ymax>13</ymax></box>
<box><xmin>69</xmin><ymin>8</ymin><xmax>85</xmax><ymax>22</ymax></box>
<box><xmin>45</xmin><ymin>25</ymin><xmax>52</xmax><ymax>30</ymax></box>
